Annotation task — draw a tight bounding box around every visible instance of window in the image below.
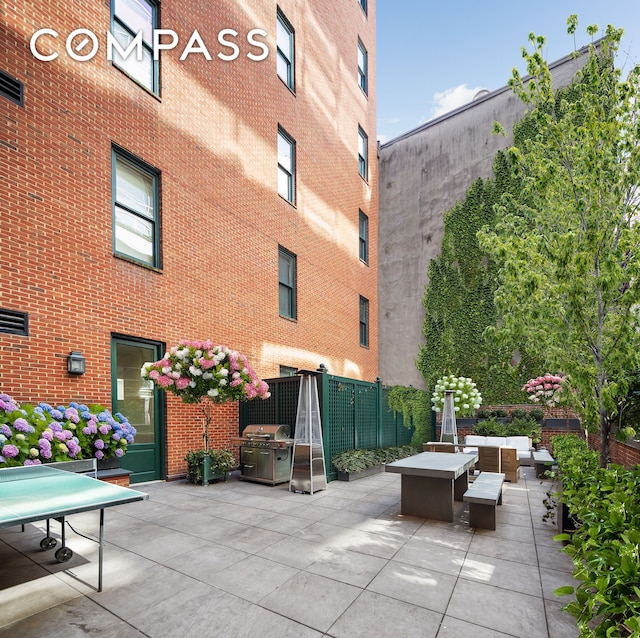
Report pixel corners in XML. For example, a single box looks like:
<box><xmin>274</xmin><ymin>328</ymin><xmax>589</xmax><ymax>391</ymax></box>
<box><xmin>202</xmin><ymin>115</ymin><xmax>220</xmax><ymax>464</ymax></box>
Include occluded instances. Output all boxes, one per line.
<box><xmin>0</xmin><ymin>308</ymin><xmax>28</xmax><ymax>335</ymax></box>
<box><xmin>357</xmin><ymin>39</ymin><xmax>367</xmax><ymax>94</ymax></box>
<box><xmin>359</xmin><ymin>0</ymin><xmax>367</xmax><ymax>15</ymax></box>
<box><xmin>279</xmin><ymin>246</ymin><xmax>297</xmax><ymax>319</ymax></box>
<box><xmin>0</xmin><ymin>69</ymin><xmax>24</xmax><ymax>106</ymax></box>
<box><xmin>359</xmin><ymin>296</ymin><xmax>369</xmax><ymax>347</ymax></box>
<box><xmin>359</xmin><ymin>210</ymin><xmax>369</xmax><ymax>263</ymax></box>
<box><xmin>278</xmin><ymin>127</ymin><xmax>295</xmax><ymax>203</ymax></box>
<box><xmin>111</xmin><ymin>0</ymin><xmax>158</xmax><ymax>93</ymax></box>
<box><xmin>358</xmin><ymin>126</ymin><xmax>368</xmax><ymax>180</ymax></box>
<box><xmin>279</xmin><ymin>365</ymin><xmax>297</xmax><ymax>377</ymax></box>
<box><xmin>276</xmin><ymin>10</ymin><xmax>295</xmax><ymax>90</ymax></box>
<box><xmin>113</xmin><ymin>148</ymin><xmax>160</xmax><ymax>267</ymax></box>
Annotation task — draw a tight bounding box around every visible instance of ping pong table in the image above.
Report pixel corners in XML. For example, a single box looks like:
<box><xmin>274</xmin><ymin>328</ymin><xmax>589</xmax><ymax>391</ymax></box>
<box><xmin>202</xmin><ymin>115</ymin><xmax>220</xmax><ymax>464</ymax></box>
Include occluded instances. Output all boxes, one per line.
<box><xmin>0</xmin><ymin>463</ymin><xmax>148</xmax><ymax>591</ymax></box>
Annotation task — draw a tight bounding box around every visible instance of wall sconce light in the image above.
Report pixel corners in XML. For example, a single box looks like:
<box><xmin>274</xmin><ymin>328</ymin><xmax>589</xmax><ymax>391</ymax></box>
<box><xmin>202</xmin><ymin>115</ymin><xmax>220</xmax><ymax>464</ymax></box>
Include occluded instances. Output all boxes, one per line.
<box><xmin>67</xmin><ymin>351</ymin><xmax>86</xmax><ymax>375</ymax></box>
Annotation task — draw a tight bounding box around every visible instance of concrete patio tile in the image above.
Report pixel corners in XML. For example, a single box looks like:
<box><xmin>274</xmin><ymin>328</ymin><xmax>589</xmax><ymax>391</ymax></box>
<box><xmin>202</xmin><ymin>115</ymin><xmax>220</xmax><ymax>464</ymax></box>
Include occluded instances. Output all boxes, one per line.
<box><xmin>469</xmin><ymin>533</ymin><xmax>538</xmax><ymax>565</ymax></box>
<box><xmin>208</xmin><ymin>554</ymin><xmax>299</xmax><ymax>602</ymax></box>
<box><xmin>537</xmin><ymin>544</ymin><xmax>575</xmax><ymax>573</ymax></box>
<box><xmin>256</xmin><ymin>535</ymin><xmax>330</xmax><ymax>569</ymax></box>
<box><xmin>253</xmin><ymin>511</ymin><xmax>315</xmax><ymax>534</ymax></box>
<box><xmin>392</xmin><ymin>537</ymin><xmax>466</xmax><ymax>577</ymax></box>
<box><xmin>222</xmin><ymin>603</ymin><xmax>323</xmax><ymax>638</ymax></box>
<box><xmin>113</xmin><ymin>526</ymin><xmax>210</xmax><ymax>563</ymax></box>
<box><xmin>339</xmin><ymin>527</ymin><xmax>407</xmax><ymax>559</ymax></box>
<box><xmin>295</xmin><ymin>521</ymin><xmax>357</xmax><ymax>549</ymax></box>
<box><xmin>259</xmin><ymin>571</ymin><xmax>361</xmax><ymax>633</ymax></box>
<box><xmin>306</xmin><ymin>546</ymin><xmax>387</xmax><ymax>587</ymax></box>
<box><xmin>496</xmin><ymin>510</ymin><xmax>534</xmax><ymax>528</ymax></box>
<box><xmin>0</xmin><ymin>594</ymin><xmax>147</xmax><ymax>638</ymax></box>
<box><xmin>328</xmin><ymin>590</ymin><xmax>442</xmax><ymax>638</ymax></box>
<box><xmin>460</xmin><ymin>552</ymin><xmax>543</xmax><ymax>597</ymax></box>
<box><xmin>411</xmin><ymin>520</ymin><xmax>474</xmax><ymax>551</ymax></box>
<box><xmin>540</xmin><ymin>566</ymin><xmax>578</xmax><ymax>602</ymax></box>
<box><xmin>211</xmin><ymin>524</ymin><xmax>288</xmax><ymax>554</ymax></box>
<box><xmin>447</xmin><ymin>577</ymin><xmax>548</xmax><ymax>638</ymax></box>
<box><xmin>320</xmin><ymin>509</ymin><xmax>373</xmax><ymax>529</ymax></box>
<box><xmin>163</xmin><ymin>541</ymin><xmax>249</xmax><ymax>581</ymax></box>
<box><xmin>367</xmin><ymin>561</ymin><xmax>457</xmax><ymax>613</ymax></box>
<box><xmin>88</xmin><ymin>562</ymin><xmax>206</xmax><ymax>620</ymax></box>
<box><xmin>487</xmin><ymin>525</ymin><xmax>537</xmax><ymax>546</ymax></box>
<box><xmin>127</xmin><ymin>580</ymin><xmax>249</xmax><ymax>636</ymax></box>
<box><xmin>436</xmin><ymin>616</ymin><xmax>514</xmax><ymax>637</ymax></box>
<box><xmin>545</xmin><ymin>599</ymin><xmax>580</xmax><ymax>638</ymax></box>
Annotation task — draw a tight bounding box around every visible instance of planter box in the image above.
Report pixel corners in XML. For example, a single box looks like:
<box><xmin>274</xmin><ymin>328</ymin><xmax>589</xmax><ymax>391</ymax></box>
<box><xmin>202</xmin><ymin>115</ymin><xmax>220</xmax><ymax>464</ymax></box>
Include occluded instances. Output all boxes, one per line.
<box><xmin>336</xmin><ymin>465</ymin><xmax>384</xmax><ymax>481</ymax></box>
<box><xmin>557</xmin><ymin>501</ymin><xmax>577</xmax><ymax>534</ymax></box>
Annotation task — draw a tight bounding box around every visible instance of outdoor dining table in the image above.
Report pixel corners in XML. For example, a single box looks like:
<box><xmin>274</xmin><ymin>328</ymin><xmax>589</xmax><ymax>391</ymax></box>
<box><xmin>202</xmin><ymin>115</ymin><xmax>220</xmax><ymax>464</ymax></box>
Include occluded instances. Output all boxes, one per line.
<box><xmin>385</xmin><ymin>451</ymin><xmax>479</xmax><ymax>522</ymax></box>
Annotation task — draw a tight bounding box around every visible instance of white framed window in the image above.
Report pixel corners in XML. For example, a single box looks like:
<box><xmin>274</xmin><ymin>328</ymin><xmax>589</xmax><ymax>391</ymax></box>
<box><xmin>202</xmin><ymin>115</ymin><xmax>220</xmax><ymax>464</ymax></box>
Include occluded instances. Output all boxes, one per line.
<box><xmin>113</xmin><ymin>147</ymin><xmax>160</xmax><ymax>267</ymax></box>
<box><xmin>276</xmin><ymin>9</ymin><xmax>295</xmax><ymax>90</ymax></box>
<box><xmin>278</xmin><ymin>126</ymin><xmax>295</xmax><ymax>203</ymax></box>
<box><xmin>358</xmin><ymin>39</ymin><xmax>367</xmax><ymax>94</ymax></box>
<box><xmin>358</xmin><ymin>126</ymin><xmax>368</xmax><ymax>180</ymax></box>
<box><xmin>111</xmin><ymin>0</ymin><xmax>158</xmax><ymax>93</ymax></box>
<box><xmin>279</xmin><ymin>246</ymin><xmax>297</xmax><ymax>319</ymax></box>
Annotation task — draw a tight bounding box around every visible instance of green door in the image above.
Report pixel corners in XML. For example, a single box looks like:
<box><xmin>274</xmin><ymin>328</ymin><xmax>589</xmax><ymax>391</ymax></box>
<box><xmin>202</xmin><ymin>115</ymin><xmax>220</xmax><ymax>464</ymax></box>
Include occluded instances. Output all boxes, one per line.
<box><xmin>112</xmin><ymin>337</ymin><xmax>165</xmax><ymax>483</ymax></box>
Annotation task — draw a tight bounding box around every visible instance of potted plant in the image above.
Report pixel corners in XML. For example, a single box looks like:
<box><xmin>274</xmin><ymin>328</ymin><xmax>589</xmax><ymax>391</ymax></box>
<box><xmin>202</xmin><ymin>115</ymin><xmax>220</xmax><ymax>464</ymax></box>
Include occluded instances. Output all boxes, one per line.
<box><xmin>142</xmin><ymin>339</ymin><xmax>270</xmax><ymax>485</ymax></box>
<box><xmin>431</xmin><ymin>375</ymin><xmax>482</xmax><ymax>426</ymax></box>
<box><xmin>185</xmin><ymin>448</ymin><xmax>234</xmax><ymax>484</ymax></box>
<box><xmin>332</xmin><ymin>445</ymin><xmax>415</xmax><ymax>481</ymax></box>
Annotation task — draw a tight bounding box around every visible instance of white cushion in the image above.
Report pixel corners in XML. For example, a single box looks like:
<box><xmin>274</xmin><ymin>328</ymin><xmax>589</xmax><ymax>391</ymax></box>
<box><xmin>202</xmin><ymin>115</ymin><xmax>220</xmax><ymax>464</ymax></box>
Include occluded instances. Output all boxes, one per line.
<box><xmin>464</xmin><ymin>435</ymin><xmax>485</xmax><ymax>447</ymax></box>
<box><xmin>506</xmin><ymin>436</ymin><xmax>531</xmax><ymax>451</ymax></box>
<box><xmin>485</xmin><ymin>436</ymin><xmax>507</xmax><ymax>447</ymax></box>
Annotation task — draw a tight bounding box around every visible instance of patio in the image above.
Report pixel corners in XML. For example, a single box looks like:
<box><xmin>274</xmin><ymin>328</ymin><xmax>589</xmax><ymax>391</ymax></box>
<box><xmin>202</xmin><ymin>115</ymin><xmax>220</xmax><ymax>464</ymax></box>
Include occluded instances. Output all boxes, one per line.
<box><xmin>0</xmin><ymin>465</ymin><xmax>578</xmax><ymax>637</ymax></box>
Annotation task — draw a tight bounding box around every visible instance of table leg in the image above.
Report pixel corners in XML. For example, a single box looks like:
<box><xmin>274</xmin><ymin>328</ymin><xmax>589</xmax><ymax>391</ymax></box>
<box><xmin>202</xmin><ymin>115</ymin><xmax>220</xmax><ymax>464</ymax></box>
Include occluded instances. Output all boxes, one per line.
<box><xmin>98</xmin><ymin>509</ymin><xmax>104</xmax><ymax>592</ymax></box>
<box><xmin>400</xmin><ymin>474</ymin><xmax>454</xmax><ymax>521</ymax></box>
<box><xmin>453</xmin><ymin>471</ymin><xmax>470</xmax><ymax>501</ymax></box>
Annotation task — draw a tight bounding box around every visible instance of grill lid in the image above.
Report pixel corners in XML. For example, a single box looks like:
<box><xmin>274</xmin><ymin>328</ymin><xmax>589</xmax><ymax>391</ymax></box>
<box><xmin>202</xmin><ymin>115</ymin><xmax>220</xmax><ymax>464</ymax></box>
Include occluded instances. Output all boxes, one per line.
<box><xmin>242</xmin><ymin>424</ymin><xmax>290</xmax><ymax>440</ymax></box>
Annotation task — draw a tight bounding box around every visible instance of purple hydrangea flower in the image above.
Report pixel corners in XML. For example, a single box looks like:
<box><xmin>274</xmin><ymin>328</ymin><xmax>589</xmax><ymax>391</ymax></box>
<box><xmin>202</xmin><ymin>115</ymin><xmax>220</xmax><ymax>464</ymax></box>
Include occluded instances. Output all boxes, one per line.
<box><xmin>0</xmin><ymin>424</ymin><xmax>11</xmax><ymax>438</ymax></box>
<box><xmin>94</xmin><ymin>439</ymin><xmax>105</xmax><ymax>450</ymax></box>
<box><xmin>41</xmin><ymin>429</ymin><xmax>53</xmax><ymax>441</ymax></box>
<box><xmin>50</xmin><ymin>409</ymin><xmax>63</xmax><ymax>420</ymax></box>
<box><xmin>13</xmin><ymin>418</ymin><xmax>31</xmax><ymax>432</ymax></box>
<box><xmin>115</xmin><ymin>448</ymin><xmax>124</xmax><ymax>458</ymax></box>
<box><xmin>24</xmin><ymin>459</ymin><xmax>42</xmax><ymax>466</ymax></box>
<box><xmin>1</xmin><ymin>444</ymin><xmax>19</xmax><ymax>458</ymax></box>
<box><xmin>98</xmin><ymin>424</ymin><xmax>111</xmax><ymax>435</ymax></box>
<box><xmin>95</xmin><ymin>450</ymin><xmax>104</xmax><ymax>460</ymax></box>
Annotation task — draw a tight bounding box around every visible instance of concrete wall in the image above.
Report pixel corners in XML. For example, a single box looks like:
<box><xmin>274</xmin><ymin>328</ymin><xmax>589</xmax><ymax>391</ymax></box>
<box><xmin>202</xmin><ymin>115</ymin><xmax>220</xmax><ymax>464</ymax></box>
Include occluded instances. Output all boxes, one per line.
<box><xmin>377</xmin><ymin>49</ymin><xmax>591</xmax><ymax>389</ymax></box>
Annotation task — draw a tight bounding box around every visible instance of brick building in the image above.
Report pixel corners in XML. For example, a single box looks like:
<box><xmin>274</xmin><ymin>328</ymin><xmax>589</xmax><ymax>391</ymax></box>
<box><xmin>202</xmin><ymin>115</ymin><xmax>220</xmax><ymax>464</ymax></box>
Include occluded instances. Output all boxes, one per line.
<box><xmin>0</xmin><ymin>0</ymin><xmax>377</xmax><ymax>481</ymax></box>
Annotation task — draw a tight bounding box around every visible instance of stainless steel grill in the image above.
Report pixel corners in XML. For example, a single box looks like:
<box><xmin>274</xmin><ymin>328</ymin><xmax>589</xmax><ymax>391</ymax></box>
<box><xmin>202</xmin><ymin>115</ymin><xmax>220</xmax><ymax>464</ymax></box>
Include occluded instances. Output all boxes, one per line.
<box><xmin>232</xmin><ymin>425</ymin><xmax>294</xmax><ymax>485</ymax></box>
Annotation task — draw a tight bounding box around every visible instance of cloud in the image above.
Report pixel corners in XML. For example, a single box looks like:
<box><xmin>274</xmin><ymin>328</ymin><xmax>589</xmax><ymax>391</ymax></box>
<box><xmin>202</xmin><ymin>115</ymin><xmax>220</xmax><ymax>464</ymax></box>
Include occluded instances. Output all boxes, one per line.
<box><xmin>424</xmin><ymin>84</ymin><xmax>488</xmax><ymax>121</ymax></box>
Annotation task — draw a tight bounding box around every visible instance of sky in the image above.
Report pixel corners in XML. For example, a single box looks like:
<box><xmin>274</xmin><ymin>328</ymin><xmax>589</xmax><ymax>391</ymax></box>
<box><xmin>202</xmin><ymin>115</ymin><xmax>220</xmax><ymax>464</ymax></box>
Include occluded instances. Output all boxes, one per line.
<box><xmin>376</xmin><ymin>1</ymin><xmax>640</xmax><ymax>143</ymax></box>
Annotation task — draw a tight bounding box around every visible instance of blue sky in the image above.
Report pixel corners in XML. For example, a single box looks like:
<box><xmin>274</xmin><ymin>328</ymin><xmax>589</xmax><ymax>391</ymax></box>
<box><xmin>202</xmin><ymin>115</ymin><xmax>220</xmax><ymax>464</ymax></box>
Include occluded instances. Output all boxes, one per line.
<box><xmin>376</xmin><ymin>1</ymin><xmax>640</xmax><ymax>143</ymax></box>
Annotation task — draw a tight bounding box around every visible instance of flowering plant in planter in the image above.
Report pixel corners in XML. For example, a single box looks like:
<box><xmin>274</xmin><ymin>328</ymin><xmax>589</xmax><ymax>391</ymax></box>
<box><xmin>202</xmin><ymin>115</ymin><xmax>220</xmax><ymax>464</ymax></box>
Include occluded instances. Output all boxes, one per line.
<box><xmin>141</xmin><ymin>340</ymin><xmax>270</xmax><ymax>483</ymax></box>
<box><xmin>0</xmin><ymin>393</ymin><xmax>136</xmax><ymax>467</ymax></box>
<box><xmin>522</xmin><ymin>374</ymin><xmax>566</xmax><ymax>407</ymax></box>
<box><xmin>431</xmin><ymin>375</ymin><xmax>482</xmax><ymax>417</ymax></box>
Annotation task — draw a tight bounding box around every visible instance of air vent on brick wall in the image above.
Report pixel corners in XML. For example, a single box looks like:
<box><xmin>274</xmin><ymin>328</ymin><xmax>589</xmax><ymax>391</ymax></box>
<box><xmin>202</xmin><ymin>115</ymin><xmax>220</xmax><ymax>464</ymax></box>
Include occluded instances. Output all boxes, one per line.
<box><xmin>0</xmin><ymin>308</ymin><xmax>29</xmax><ymax>336</ymax></box>
<box><xmin>0</xmin><ymin>70</ymin><xmax>24</xmax><ymax>106</ymax></box>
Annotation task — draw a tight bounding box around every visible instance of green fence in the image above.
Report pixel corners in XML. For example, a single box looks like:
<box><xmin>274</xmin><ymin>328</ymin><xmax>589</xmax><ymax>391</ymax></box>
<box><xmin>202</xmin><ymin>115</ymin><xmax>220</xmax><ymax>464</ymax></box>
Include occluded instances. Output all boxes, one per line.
<box><xmin>239</xmin><ymin>367</ymin><xmax>414</xmax><ymax>481</ymax></box>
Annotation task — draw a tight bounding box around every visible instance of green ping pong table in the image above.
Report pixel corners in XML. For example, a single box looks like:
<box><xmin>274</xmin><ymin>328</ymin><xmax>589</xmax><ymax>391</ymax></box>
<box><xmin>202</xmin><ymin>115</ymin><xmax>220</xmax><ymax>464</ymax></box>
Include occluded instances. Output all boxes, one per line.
<box><xmin>0</xmin><ymin>463</ymin><xmax>148</xmax><ymax>591</ymax></box>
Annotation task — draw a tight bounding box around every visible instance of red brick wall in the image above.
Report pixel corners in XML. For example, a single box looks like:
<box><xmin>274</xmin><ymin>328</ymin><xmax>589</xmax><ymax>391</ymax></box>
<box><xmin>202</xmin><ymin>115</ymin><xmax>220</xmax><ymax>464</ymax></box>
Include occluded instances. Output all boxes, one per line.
<box><xmin>1</xmin><ymin>0</ymin><xmax>377</xmax><ymax>477</ymax></box>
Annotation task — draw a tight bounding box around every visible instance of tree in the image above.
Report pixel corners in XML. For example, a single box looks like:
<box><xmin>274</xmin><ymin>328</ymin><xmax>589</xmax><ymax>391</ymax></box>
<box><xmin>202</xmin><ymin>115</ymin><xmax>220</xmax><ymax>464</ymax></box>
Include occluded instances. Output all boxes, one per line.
<box><xmin>479</xmin><ymin>17</ymin><xmax>640</xmax><ymax>466</ymax></box>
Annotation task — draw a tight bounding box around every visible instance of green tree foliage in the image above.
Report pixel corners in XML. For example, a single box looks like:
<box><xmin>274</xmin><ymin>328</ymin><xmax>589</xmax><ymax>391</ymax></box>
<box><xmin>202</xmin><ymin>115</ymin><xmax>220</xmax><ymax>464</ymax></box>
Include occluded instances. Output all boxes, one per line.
<box><xmin>479</xmin><ymin>18</ymin><xmax>640</xmax><ymax>467</ymax></box>
<box><xmin>417</xmin><ymin>150</ymin><xmax>543</xmax><ymax>404</ymax></box>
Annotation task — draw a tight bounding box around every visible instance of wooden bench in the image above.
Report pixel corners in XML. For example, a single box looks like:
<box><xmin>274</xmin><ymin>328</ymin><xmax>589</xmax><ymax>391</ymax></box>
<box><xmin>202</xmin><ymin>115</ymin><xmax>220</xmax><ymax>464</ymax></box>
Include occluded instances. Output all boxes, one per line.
<box><xmin>463</xmin><ymin>471</ymin><xmax>505</xmax><ymax>530</ymax></box>
<box><xmin>533</xmin><ymin>450</ymin><xmax>555</xmax><ymax>478</ymax></box>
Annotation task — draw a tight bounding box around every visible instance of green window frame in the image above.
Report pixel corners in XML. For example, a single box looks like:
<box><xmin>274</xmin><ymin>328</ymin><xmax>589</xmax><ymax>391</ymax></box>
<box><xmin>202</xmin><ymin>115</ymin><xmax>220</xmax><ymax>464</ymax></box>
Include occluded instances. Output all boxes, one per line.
<box><xmin>278</xmin><ymin>126</ymin><xmax>296</xmax><ymax>204</ymax></box>
<box><xmin>279</xmin><ymin>246</ymin><xmax>297</xmax><ymax>319</ymax></box>
<box><xmin>279</xmin><ymin>365</ymin><xmax>297</xmax><ymax>377</ymax></box>
<box><xmin>111</xmin><ymin>0</ymin><xmax>158</xmax><ymax>94</ymax></box>
<box><xmin>357</xmin><ymin>39</ymin><xmax>367</xmax><ymax>95</ymax></box>
<box><xmin>112</xmin><ymin>147</ymin><xmax>160</xmax><ymax>268</ymax></box>
<box><xmin>276</xmin><ymin>9</ymin><xmax>295</xmax><ymax>90</ymax></box>
<box><xmin>359</xmin><ymin>210</ymin><xmax>369</xmax><ymax>264</ymax></box>
<box><xmin>358</xmin><ymin>126</ymin><xmax>368</xmax><ymax>180</ymax></box>
<box><xmin>359</xmin><ymin>295</ymin><xmax>369</xmax><ymax>347</ymax></box>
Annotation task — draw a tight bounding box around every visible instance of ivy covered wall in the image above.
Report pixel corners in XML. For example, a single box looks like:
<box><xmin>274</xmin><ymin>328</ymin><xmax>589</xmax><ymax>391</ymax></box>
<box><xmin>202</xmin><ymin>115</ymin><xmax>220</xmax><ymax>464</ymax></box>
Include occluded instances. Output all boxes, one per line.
<box><xmin>417</xmin><ymin>137</ymin><xmax>543</xmax><ymax>404</ymax></box>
